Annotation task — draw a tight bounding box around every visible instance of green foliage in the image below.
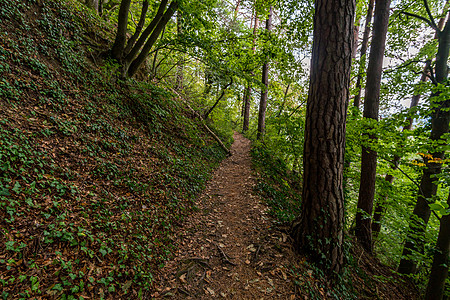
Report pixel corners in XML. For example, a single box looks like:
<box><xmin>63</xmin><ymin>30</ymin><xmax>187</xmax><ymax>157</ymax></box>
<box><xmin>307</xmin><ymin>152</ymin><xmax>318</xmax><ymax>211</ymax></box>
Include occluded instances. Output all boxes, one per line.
<box><xmin>251</xmin><ymin>144</ymin><xmax>301</xmax><ymax>223</ymax></box>
<box><xmin>0</xmin><ymin>0</ymin><xmax>228</xmax><ymax>298</ymax></box>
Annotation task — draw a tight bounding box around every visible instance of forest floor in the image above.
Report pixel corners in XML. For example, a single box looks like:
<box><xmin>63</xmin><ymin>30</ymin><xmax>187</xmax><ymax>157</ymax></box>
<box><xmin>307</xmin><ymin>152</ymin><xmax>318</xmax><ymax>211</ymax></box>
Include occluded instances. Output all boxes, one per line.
<box><xmin>153</xmin><ymin>132</ymin><xmax>300</xmax><ymax>299</ymax></box>
<box><xmin>151</xmin><ymin>132</ymin><xmax>421</xmax><ymax>300</ymax></box>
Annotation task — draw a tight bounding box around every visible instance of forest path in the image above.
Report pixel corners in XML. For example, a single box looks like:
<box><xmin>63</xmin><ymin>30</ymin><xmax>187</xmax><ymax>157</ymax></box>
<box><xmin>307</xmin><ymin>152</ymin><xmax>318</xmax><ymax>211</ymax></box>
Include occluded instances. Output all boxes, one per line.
<box><xmin>153</xmin><ymin>132</ymin><xmax>298</xmax><ymax>299</ymax></box>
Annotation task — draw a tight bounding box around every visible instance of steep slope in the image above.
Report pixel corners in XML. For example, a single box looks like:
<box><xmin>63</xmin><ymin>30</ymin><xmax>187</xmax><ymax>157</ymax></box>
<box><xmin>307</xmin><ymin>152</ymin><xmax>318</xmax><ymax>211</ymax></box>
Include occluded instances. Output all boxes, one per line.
<box><xmin>0</xmin><ymin>0</ymin><xmax>230</xmax><ymax>298</ymax></box>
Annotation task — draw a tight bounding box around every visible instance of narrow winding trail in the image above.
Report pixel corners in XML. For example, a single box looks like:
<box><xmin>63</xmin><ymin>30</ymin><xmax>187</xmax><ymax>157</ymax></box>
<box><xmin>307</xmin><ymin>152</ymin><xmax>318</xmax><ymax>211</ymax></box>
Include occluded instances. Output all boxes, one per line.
<box><xmin>153</xmin><ymin>132</ymin><xmax>298</xmax><ymax>299</ymax></box>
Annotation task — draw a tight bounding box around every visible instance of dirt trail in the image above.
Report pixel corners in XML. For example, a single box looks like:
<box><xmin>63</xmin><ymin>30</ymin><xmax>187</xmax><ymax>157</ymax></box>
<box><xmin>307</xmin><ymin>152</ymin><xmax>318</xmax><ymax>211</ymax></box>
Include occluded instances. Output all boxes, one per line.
<box><xmin>153</xmin><ymin>132</ymin><xmax>298</xmax><ymax>299</ymax></box>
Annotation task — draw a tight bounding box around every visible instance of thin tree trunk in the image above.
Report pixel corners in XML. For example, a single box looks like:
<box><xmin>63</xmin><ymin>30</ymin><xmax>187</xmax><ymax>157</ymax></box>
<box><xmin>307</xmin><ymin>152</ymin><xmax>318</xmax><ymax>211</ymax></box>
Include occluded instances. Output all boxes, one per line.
<box><xmin>353</xmin><ymin>0</ymin><xmax>375</xmax><ymax>109</ymax></box>
<box><xmin>242</xmin><ymin>14</ymin><xmax>258</xmax><ymax>132</ymax></box>
<box><xmin>425</xmin><ymin>193</ymin><xmax>450</xmax><ymax>300</ymax></box>
<box><xmin>355</xmin><ymin>0</ymin><xmax>391</xmax><ymax>253</ymax></box>
<box><xmin>150</xmin><ymin>28</ymin><xmax>165</xmax><ymax>79</ymax></box>
<box><xmin>127</xmin><ymin>1</ymin><xmax>178</xmax><ymax>77</ymax></box>
<box><xmin>124</xmin><ymin>0</ymin><xmax>149</xmax><ymax>56</ymax></box>
<box><xmin>291</xmin><ymin>0</ymin><xmax>355</xmax><ymax>274</ymax></box>
<box><xmin>257</xmin><ymin>6</ymin><xmax>273</xmax><ymax>140</ymax></box>
<box><xmin>372</xmin><ymin>2</ymin><xmax>449</xmax><ymax>237</ymax></box>
<box><xmin>398</xmin><ymin>15</ymin><xmax>450</xmax><ymax>275</ymax></box>
<box><xmin>111</xmin><ymin>0</ymin><xmax>132</xmax><ymax>60</ymax></box>
<box><xmin>371</xmin><ymin>63</ymin><xmax>429</xmax><ymax>236</ymax></box>
<box><xmin>176</xmin><ymin>10</ymin><xmax>184</xmax><ymax>90</ymax></box>
<box><xmin>234</xmin><ymin>0</ymin><xmax>241</xmax><ymax>20</ymax></box>
<box><xmin>125</xmin><ymin>0</ymin><xmax>169</xmax><ymax>63</ymax></box>
<box><xmin>204</xmin><ymin>77</ymin><xmax>233</xmax><ymax>119</ymax></box>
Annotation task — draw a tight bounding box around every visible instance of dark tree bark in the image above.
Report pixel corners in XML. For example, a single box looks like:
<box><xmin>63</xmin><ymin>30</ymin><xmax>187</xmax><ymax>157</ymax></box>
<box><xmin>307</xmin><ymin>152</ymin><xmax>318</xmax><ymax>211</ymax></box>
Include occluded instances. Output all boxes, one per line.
<box><xmin>291</xmin><ymin>0</ymin><xmax>355</xmax><ymax>274</ymax></box>
<box><xmin>425</xmin><ymin>192</ymin><xmax>450</xmax><ymax>300</ymax></box>
<box><xmin>256</xmin><ymin>6</ymin><xmax>273</xmax><ymax>140</ymax></box>
<box><xmin>111</xmin><ymin>0</ymin><xmax>132</xmax><ymax>60</ymax></box>
<box><xmin>398</xmin><ymin>15</ymin><xmax>450</xmax><ymax>275</ymax></box>
<box><xmin>353</xmin><ymin>0</ymin><xmax>375</xmax><ymax>109</ymax></box>
<box><xmin>124</xmin><ymin>0</ymin><xmax>169</xmax><ymax>64</ymax></box>
<box><xmin>242</xmin><ymin>14</ymin><xmax>258</xmax><ymax>132</ymax></box>
<box><xmin>124</xmin><ymin>0</ymin><xmax>149</xmax><ymax>56</ymax></box>
<box><xmin>355</xmin><ymin>0</ymin><xmax>391</xmax><ymax>253</ymax></box>
<box><xmin>127</xmin><ymin>1</ymin><xmax>178</xmax><ymax>77</ymax></box>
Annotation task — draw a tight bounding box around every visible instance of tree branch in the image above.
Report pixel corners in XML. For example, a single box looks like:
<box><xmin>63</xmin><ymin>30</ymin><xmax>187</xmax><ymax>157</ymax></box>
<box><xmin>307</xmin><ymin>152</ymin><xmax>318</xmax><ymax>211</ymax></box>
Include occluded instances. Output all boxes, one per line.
<box><xmin>204</xmin><ymin>76</ymin><xmax>233</xmax><ymax>119</ymax></box>
<box><xmin>401</xmin><ymin>11</ymin><xmax>439</xmax><ymax>32</ymax></box>
<box><xmin>423</xmin><ymin>0</ymin><xmax>439</xmax><ymax>32</ymax></box>
<box><xmin>383</xmin><ymin>60</ymin><xmax>426</xmax><ymax>74</ymax></box>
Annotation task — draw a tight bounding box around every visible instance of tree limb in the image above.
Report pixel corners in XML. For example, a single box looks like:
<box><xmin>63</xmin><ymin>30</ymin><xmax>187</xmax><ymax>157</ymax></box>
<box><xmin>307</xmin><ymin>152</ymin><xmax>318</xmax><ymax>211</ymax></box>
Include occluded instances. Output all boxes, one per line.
<box><xmin>423</xmin><ymin>0</ymin><xmax>439</xmax><ymax>32</ymax></box>
<box><xmin>401</xmin><ymin>11</ymin><xmax>439</xmax><ymax>32</ymax></box>
<box><xmin>204</xmin><ymin>76</ymin><xmax>233</xmax><ymax>119</ymax></box>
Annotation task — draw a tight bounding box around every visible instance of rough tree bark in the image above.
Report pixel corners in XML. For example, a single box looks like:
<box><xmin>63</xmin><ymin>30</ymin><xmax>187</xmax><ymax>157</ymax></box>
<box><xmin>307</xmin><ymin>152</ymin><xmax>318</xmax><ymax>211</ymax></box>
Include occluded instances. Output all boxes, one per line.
<box><xmin>291</xmin><ymin>0</ymin><xmax>355</xmax><ymax>274</ymax></box>
<box><xmin>355</xmin><ymin>0</ymin><xmax>391</xmax><ymax>253</ymax></box>
<box><xmin>256</xmin><ymin>6</ymin><xmax>273</xmax><ymax>140</ymax></box>
<box><xmin>425</xmin><ymin>193</ymin><xmax>450</xmax><ymax>300</ymax></box>
<box><xmin>111</xmin><ymin>0</ymin><xmax>132</xmax><ymax>60</ymax></box>
<box><xmin>353</xmin><ymin>0</ymin><xmax>375</xmax><ymax>109</ymax></box>
<box><xmin>398</xmin><ymin>13</ymin><xmax>450</xmax><ymax>275</ymax></box>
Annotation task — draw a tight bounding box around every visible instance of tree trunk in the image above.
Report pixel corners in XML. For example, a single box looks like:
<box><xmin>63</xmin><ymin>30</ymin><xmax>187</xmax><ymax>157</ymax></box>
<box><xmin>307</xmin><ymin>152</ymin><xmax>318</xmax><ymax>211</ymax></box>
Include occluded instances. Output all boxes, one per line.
<box><xmin>353</xmin><ymin>0</ymin><xmax>375</xmax><ymax>109</ymax></box>
<box><xmin>371</xmin><ymin>64</ymin><xmax>428</xmax><ymax>237</ymax></box>
<box><xmin>111</xmin><ymin>0</ymin><xmax>132</xmax><ymax>60</ymax></box>
<box><xmin>372</xmin><ymin>3</ymin><xmax>449</xmax><ymax>237</ymax></box>
<box><xmin>127</xmin><ymin>1</ymin><xmax>178</xmax><ymax>77</ymax></box>
<box><xmin>124</xmin><ymin>0</ymin><xmax>149</xmax><ymax>56</ymax></box>
<box><xmin>256</xmin><ymin>6</ymin><xmax>273</xmax><ymax>140</ymax></box>
<box><xmin>242</xmin><ymin>14</ymin><xmax>259</xmax><ymax>133</ymax></box>
<box><xmin>176</xmin><ymin>10</ymin><xmax>184</xmax><ymax>90</ymax></box>
<box><xmin>125</xmin><ymin>0</ymin><xmax>169</xmax><ymax>64</ymax></box>
<box><xmin>291</xmin><ymin>0</ymin><xmax>355</xmax><ymax>274</ymax></box>
<box><xmin>398</xmin><ymin>15</ymin><xmax>450</xmax><ymax>275</ymax></box>
<box><xmin>85</xmin><ymin>0</ymin><xmax>99</xmax><ymax>11</ymax></box>
<box><xmin>204</xmin><ymin>77</ymin><xmax>233</xmax><ymax>119</ymax></box>
<box><xmin>242</xmin><ymin>85</ymin><xmax>251</xmax><ymax>132</ymax></box>
<box><xmin>425</xmin><ymin>193</ymin><xmax>450</xmax><ymax>300</ymax></box>
<box><xmin>355</xmin><ymin>0</ymin><xmax>391</xmax><ymax>253</ymax></box>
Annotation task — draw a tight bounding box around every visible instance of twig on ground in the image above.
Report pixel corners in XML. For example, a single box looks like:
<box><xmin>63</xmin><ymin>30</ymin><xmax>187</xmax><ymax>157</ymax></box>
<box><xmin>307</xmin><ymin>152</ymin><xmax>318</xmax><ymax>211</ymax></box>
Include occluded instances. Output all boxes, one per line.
<box><xmin>214</xmin><ymin>242</ymin><xmax>237</xmax><ymax>266</ymax></box>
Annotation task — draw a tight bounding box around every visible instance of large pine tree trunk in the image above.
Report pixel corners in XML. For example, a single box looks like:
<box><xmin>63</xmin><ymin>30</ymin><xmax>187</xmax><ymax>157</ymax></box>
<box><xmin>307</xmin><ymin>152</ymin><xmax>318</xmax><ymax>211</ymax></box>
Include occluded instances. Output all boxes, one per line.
<box><xmin>291</xmin><ymin>0</ymin><xmax>355</xmax><ymax>274</ymax></box>
<box><xmin>398</xmin><ymin>16</ymin><xmax>450</xmax><ymax>275</ymax></box>
<box><xmin>353</xmin><ymin>0</ymin><xmax>375</xmax><ymax>109</ymax></box>
<box><xmin>256</xmin><ymin>6</ymin><xmax>272</xmax><ymax>140</ymax></box>
<box><xmin>425</xmin><ymin>193</ymin><xmax>450</xmax><ymax>300</ymax></box>
<box><xmin>355</xmin><ymin>0</ymin><xmax>391</xmax><ymax>253</ymax></box>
